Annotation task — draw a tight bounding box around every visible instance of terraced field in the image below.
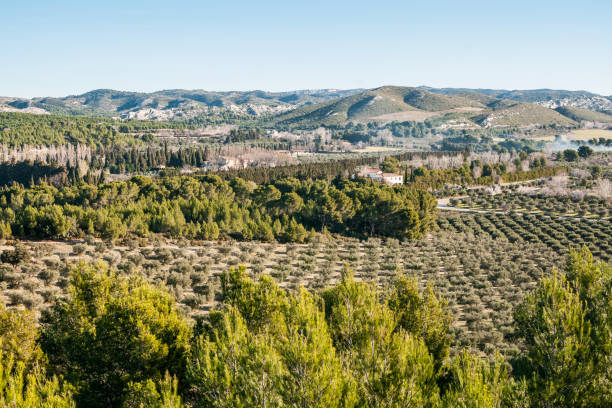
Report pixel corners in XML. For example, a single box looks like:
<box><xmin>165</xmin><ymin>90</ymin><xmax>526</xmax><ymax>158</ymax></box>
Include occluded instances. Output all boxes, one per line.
<box><xmin>448</xmin><ymin>191</ymin><xmax>611</xmax><ymax>219</ymax></box>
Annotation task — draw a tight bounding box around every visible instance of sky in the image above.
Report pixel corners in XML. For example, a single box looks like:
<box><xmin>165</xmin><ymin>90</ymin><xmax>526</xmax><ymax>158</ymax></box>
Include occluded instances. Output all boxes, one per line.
<box><xmin>1</xmin><ymin>0</ymin><xmax>611</xmax><ymax>98</ymax></box>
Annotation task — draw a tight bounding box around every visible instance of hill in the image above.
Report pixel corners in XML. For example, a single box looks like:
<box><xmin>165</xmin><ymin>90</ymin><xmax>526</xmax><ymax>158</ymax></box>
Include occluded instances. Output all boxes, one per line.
<box><xmin>276</xmin><ymin>86</ymin><xmax>581</xmax><ymax>129</ymax></box>
<box><xmin>402</xmin><ymin>88</ymin><xmax>484</xmax><ymax>111</ymax></box>
<box><xmin>275</xmin><ymin>86</ymin><xmax>486</xmax><ymax>127</ymax></box>
<box><xmin>0</xmin><ymin>88</ymin><xmax>364</xmax><ymax>120</ymax></box>
<box><xmin>555</xmin><ymin>106</ymin><xmax>612</xmax><ymax>123</ymax></box>
<box><xmin>275</xmin><ymin>86</ymin><xmax>414</xmax><ymax>126</ymax></box>
<box><xmin>2</xmin><ymin>86</ymin><xmax>609</xmax><ymax>130</ymax></box>
<box><xmin>473</xmin><ymin>102</ymin><xmax>577</xmax><ymax>128</ymax></box>
<box><xmin>427</xmin><ymin>87</ymin><xmax>612</xmax><ymax>112</ymax></box>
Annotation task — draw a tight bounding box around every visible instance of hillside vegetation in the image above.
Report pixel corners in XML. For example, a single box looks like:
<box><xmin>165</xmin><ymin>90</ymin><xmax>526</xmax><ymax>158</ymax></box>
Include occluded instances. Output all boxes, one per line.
<box><xmin>0</xmin><ymin>112</ymin><xmax>167</xmax><ymax>147</ymax></box>
<box><xmin>276</xmin><ymin>86</ymin><xmax>584</xmax><ymax>130</ymax></box>
<box><xmin>475</xmin><ymin>102</ymin><xmax>578</xmax><ymax>128</ymax></box>
<box><xmin>277</xmin><ymin>86</ymin><xmax>489</xmax><ymax>126</ymax></box>
<box><xmin>428</xmin><ymin>87</ymin><xmax>612</xmax><ymax>111</ymax></box>
<box><xmin>0</xmin><ymin>89</ymin><xmax>364</xmax><ymax>119</ymax></box>
<box><xmin>555</xmin><ymin>106</ymin><xmax>612</xmax><ymax>123</ymax></box>
<box><xmin>3</xmin><ymin>86</ymin><xmax>611</xmax><ymax>131</ymax></box>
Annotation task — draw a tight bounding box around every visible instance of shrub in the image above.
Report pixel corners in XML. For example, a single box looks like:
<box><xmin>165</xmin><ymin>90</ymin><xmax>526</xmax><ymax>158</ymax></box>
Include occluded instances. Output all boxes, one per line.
<box><xmin>0</xmin><ymin>244</ymin><xmax>30</xmax><ymax>265</ymax></box>
<box><xmin>40</xmin><ymin>261</ymin><xmax>192</xmax><ymax>408</ymax></box>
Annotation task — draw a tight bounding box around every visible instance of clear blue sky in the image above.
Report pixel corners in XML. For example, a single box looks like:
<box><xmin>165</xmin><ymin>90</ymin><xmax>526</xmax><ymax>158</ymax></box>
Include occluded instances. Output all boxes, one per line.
<box><xmin>2</xmin><ymin>0</ymin><xmax>611</xmax><ymax>97</ymax></box>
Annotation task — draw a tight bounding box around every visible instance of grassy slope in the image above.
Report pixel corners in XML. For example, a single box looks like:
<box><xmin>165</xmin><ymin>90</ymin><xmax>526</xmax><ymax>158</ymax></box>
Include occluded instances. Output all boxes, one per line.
<box><xmin>277</xmin><ymin>86</ymin><xmax>580</xmax><ymax>129</ymax></box>
<box><xmin>276</xmin><ymin>86</ymin><xmax>488</xmax><ymax>127</ymax></box>
<box><xmin>402</xmin><ymin>88</ymin><xmax>484</xmax><ymax>111</ymax></box>
<box><xmin>555</xmin><ymin>106</ymin><xmax>612</xmax><ymax>123</ymax></box>
<box><xmin>474</xmin><ymin>102</ymin><xmax>578</xmax><ymax>128</ymax></box>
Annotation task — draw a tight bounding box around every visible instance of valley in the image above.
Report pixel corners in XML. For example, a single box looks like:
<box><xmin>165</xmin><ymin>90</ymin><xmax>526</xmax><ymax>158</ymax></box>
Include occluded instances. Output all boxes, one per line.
<box><xmin>0</xmin><ymin>85</ymin><xmax>610</xmax><ymax>407</ymax></box>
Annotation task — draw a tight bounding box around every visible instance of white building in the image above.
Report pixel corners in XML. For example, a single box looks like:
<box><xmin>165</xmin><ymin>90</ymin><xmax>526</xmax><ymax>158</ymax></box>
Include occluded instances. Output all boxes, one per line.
<box><xmin>381</xmin><ymin>173</ymin><xmax>403</xmax><ymax>185</ymax></box>
<box><xmin>357</xmin><ymin>167</ymin><xmax>403</xmax><ymax>185</ymax></box>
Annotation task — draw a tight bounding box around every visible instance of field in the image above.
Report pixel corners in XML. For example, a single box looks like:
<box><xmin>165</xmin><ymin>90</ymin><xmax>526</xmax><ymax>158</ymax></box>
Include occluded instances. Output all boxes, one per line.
<box><xmin>349</xmin><ymin>146</ymin><xmax>407</xmax><ymax>153</ymax></box>
<box><xmin>449</xmin><ymin>190</ymin><xmax>611</xmax><ymax>219</ymax></box>
<box><xmin>570</xmin><ymin>128</ymin><xmax>612</xmax><ymax>140</ymax></box>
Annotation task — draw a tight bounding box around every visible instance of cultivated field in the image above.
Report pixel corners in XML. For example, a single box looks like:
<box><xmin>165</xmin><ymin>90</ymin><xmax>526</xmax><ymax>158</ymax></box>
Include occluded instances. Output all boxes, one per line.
<box><xmin>570</xmin><ymin>128</ymin><xmax>612</xmax><ymax>140</ymax></box>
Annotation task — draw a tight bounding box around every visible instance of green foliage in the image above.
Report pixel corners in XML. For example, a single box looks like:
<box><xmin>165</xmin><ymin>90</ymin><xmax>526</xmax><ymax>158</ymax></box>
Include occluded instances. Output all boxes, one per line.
<box><xmin>225</xmin><ymin>128</ymin><xmax>264</xmax><ymax>143</ymax></box>
<box><xmin>0</xmin><ymin>301</ymin><xmax>75</xmax><ymax>407</ymax></box>
<box><xmin>321</xmin><ymin>268</ymin><xmax>440</xmax><ymax>407</ymax></box>
<box><xmin>514</xmin><ymin>247</ymin><xmax>612</xmax><ymax>407</ymax></box>
<box><xmin>188</xmin><ymin>307</ymin><xmax>285</xmax><ymax>408</ymax></box>
<box><xmin>388</xmin><ymin>275</ymin><xmax>452</xmax><ymax>372</ymax></box>
<box><xmin>122</xmin><ymin>372</ymin><xmax>183</xmax><ymax>408</ymax></box>
<box><xmin>0</xmin><ymin>176</ymin><xmax>437</xmax><ymax>242</ymax></box>
<box><xmin>577</xmin><ymin>145</ymin><xmax>594</xmax><ymax>158</ymax></box>
<box><xmin>380</xmin><ymin>156</ymin><xmax>400</xmax><ymax>173</ymax></box>
<box><xmin>0</xmin><ymin>352</ymin><xmax>75</xmax><ymax>408</ymax></box>
<box><xmin>40</xmin><ymin>261</ymin><xmax>192</xmax><ymax>408</ymax></box>
<box><xmin>563</xmin><ymin>149</ymin><xmax>579</xmax><ymax>162</ymax></box>
<box><xmin>0</xmin><ymin>240</ymin><xmax>604</xmax><ymax>406</ymax></box>
<box><xmin>0</xmin><ymin>244</ymin><xmax>31</xmax><ymax>265</ymax></box>
<box><xmin>188</xmin><ymin>290</ymin><xmax>350</xmax><ymax>408</ymax></box>
<box><xmin>0</xmin><ymin>112</ymin><xmax>151</xmax><ymax>147</ymax></box>
<box><xmin>220</xmin><ymin>266</ymin><xmax>288</xmax><ymax>331</ymax></box>
<box><xmin>0</xmin><ymin>306</ymin><xmax>44</xmax><ymax>370</ymax></box>
<box><xmin>276</xmin><ymin>288</ymin><xmax>350</xmax><ymax>408</ymax></box>
<box><xmin>321</xmin><ymin>267</ymin><xmax>393</xmax><ymax>355</ymax></box>
<box><xmin>441</xmin><ymin>351</ymin><xmax>515</xmax><ymax>408</ymax></box>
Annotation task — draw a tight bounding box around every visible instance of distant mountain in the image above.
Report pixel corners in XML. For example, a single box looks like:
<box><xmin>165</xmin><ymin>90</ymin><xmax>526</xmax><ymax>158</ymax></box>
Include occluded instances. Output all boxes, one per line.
<box><xmin>1</xmin><ymin>86</ymin><xmax>610</xmax><ymax>129</ymax></box>
<box><xmin>554</xmin><ymin>106</ymin><xmax>612</xmax><ymax>123</ymax></box>
<box><xmin>425</xmin><ymin>87</ymin><xmax>612</xmax><ymax>112</ymax></box>
<box><xmin>0</xmin><ymin>89</ymin><xmax>364</xmax><ymax>120</ymax></box>
<box><xmin>275</xmin><ymin>86</ymin><xmax>488</xmax><ymax>127</ymax></box>
<box><xmin>275</xmin><ymin>86</ymin><xmax>584</xmax><ymax>129</ymax></box>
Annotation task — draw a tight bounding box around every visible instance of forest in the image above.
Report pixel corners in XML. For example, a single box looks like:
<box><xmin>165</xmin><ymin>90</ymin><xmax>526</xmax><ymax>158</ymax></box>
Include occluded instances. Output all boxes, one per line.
<box><xmin>0</xmin><ymin>175</ymin><xmax>436</xmax><ymax>242</ymax></box>
<box><xmin>0</xmin><ymin>112</ymin><xmax>177</xmax><ymax>147</ymax></box>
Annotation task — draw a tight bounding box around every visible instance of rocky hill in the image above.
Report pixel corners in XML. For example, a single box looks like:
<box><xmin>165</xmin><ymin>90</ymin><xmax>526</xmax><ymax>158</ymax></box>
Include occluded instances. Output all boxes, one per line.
<box><xmin>0</xmin><ymin>89</ymin><xmax>364</xmax><ymax>120</ymax></box>
<box><xmin>2</xmin><ymin>86</ymin><xmax>610</xmax><ymax>129</ymax></box>
<box><xmin>275</xmin><ymin>86</ymin><xmax>587</xmax><ymax>129</ymax></box>
<box><xmin>427</xmin><ymin>87</ymin><xmax>612</xmax><ymax>112</ymax></box>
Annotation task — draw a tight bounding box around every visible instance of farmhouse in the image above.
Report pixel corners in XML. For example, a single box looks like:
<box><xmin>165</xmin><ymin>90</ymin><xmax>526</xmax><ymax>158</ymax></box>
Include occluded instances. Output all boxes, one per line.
<box><xmin>358</xmin><ymin>167</ymin><xmax>404</xmax><ymax>185</ymax></box>
<box><xmin>380</xmin><ymin>173</ymin><xmax>403</xmax><ymax>185</ymax></box>
<box><xmin>359</xmin><ymin>167</ymin><xmax>383</xmax><ymax>178</ymax></box>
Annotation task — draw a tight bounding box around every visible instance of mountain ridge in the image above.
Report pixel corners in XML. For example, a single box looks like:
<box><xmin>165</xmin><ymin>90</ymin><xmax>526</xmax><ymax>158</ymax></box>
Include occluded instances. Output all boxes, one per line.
<box><xmin>1</xmin><ymin>86</ymin><xmax>611</xmax><ymax>128</ymax></box>
<box><xmin>0</xmin><ymin>88</ymin><xmax>366</xmax><ymax>120</ymax></box>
